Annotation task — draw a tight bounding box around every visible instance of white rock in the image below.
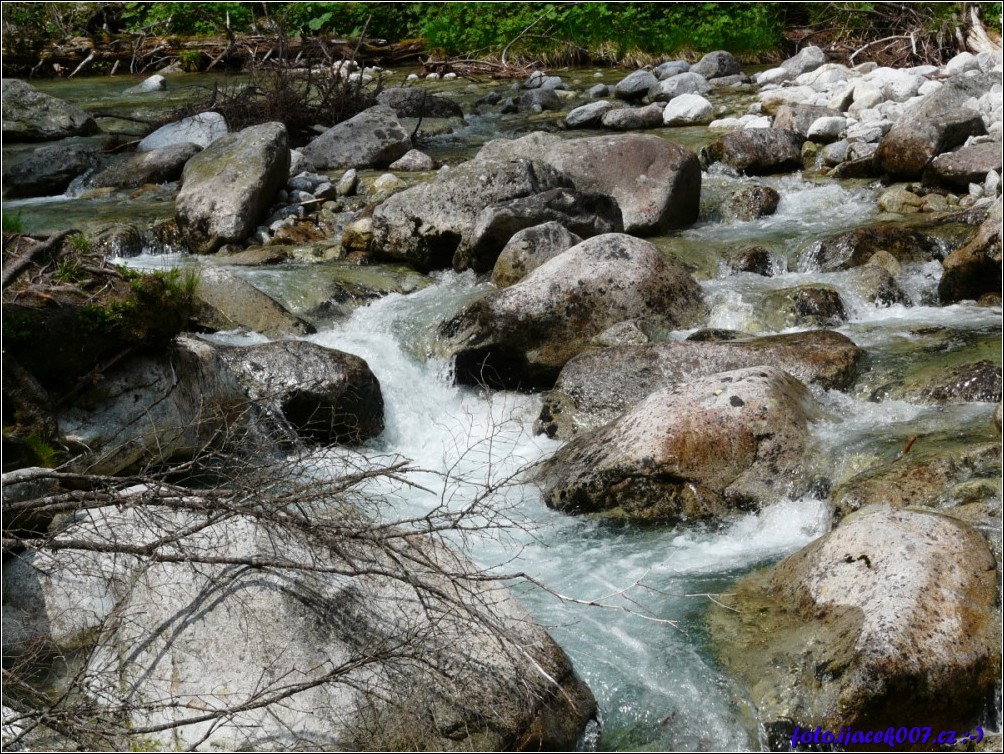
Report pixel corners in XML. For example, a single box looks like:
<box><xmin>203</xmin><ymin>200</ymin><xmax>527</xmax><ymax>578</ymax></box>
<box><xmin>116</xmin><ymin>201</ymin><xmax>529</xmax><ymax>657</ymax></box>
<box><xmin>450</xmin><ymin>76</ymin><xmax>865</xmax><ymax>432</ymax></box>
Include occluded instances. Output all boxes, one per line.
<box><xmin>945</xmin><ymin>51</ymin><xmax>980</xmax><ymax>75</ymax></box>
<box><xmin>756</xmin><ymin>67</ymin><xmax>792</xmax><ymax>86</ymax></box>
<box><xmin>443</xmin><ymin>72</ymin><xmax>458</xmax><ymax>80</ymax></box>
<box><xmin>796</xmin><ymin>63</ymin><xmax>850</xmax><ymax>90</ymax></box>
<box><xmin>845</xmin><ymin>119</ymin><xmax>891</xmax><ymax>142</ymax></box>
<box><xmin>742</xmin><ymin>115</ymin><xmax>772</xmax><ymax>129</ymax></box>
<box><xmin>406</xmin><ymin>72</ymin><xmax>419</xmax><ymax>80</ymax></box>
<box><xmin>425</xmin><ymin>72</ymin><xmax>440</xmax><ymax>80</ymax></box>
<box><xmin>918</xmin><ymin>79</ymin><xmax>943</xmax><ymax>96</ymax></box>
<box><xmin>138</xmin><ymin>111</ymin><xmax>228</xmax><ymax>152</ymax></box>
<box><xmin>662</xmin><ymin>93</ymin><xmax>714</xmax><ymax>125</ymax></box>
<box><xmin>806</xmin><ymin>116</ymin><xmax>848</xmax><ymax>141</ymax></box>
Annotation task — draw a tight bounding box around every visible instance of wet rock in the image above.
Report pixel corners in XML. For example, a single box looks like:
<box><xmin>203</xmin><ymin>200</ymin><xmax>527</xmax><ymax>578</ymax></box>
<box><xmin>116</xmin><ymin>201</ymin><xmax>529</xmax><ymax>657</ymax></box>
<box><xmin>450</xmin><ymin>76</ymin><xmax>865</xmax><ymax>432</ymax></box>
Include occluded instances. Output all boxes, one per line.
<box><xmin>90</xmin><ymin>142</ymin><xmax>200</xmax><ymax>189</ymax></box>
<box><xmin>852</xmin><ymin>264</ymin><xmax>909</xmax><ymax>306</ymax></box>
<box><xmin>454</xmin><ymin>188</ymin><xmax>622</xmax><ymax>273</ymax></box>
<box><xmin>762</xmin><ymin>285</ymin><xmax>847</xmax><ymax>329</ymax></box>
<box><xmin>193</xmin><ymin>265</ymin><xmax>315</xmax><ymax>337</ymax></box>
<box><xmin>1</xmin><ymin>79</ymin><xmax>99</xmax><ymax>142</ymax></box>
<box><xmin>802</xmin><ymin>223</ymin><xmax>941</xmax><ymax>271</ymax></box>
<box><xmin>832</xmin><ymin>443</ymin><xmax>1002</xmax><ymax>520</ymax></box>
<box><xmin>662</xmin><ymin>94</ymin><xmax>713</xmax><ymax>126</ymax></box>
<box><xmin>939</xmin><ymin>200</ymin><xmax>1003</xmax><ymax>303</ymax></box>
<box><xmin>440</xmin><ymin>233</ymin><xmax>704</xmax><ymax>390</ymax></box>
<box><xmin>876</xmin><ymin>184</ymin><xmax>925</xmax><ymax>214</ymax></box>
<box><xmin>519</xmin><ymin>88</ymin><xmax>562</xmax><ymax>113</ymax></box>
<box><xmin>721</xmin><ymin>184</ymin><xmax>780</xmax><ymax>222</ymax></box>
<box><xmin>588</xmin><ymin>83</ymin><xmax>610</xmax><ymax>98</ymax></box>
<box><xmin>219</xmin><ymin>340</ymin><xmax>383</xmax><ymax>444</ymax></box>
<box><xmin>2</xmin><ymin>500</ymin><xmax>595</xmax><ymax>751</ymax></box>
<box><xmin>691</xmin><ymin>50</ymin><xmax>741</xmax><ymax>79</ymax></box>
<box><xmin>370</xmin><ymin>158</ymin><xmax>570</xmax><ymax>271</ymax></box>
<box><xmin>2</xmin><ymin>143</ymin><xmax>97</xmax><ymax>198</ymax></box>
<box><xmin>491</xmin><ymin>222</ymin><xmax>582</xmax><ymax>288</ymax></box>
<box><xmin>727</xmin><ymin>245</ymin><xmax>774</xmax><ymax>275</ymax></box>
<box><xmin>877</xmin><ymin>82</ymin><xmax>989</xmax><ymax>179</ymax></box>
<box><xmin>94</xmin><ymin>223</ymin><xmax>144</xmax><ymax>258</ymax></box>
<box><xmin>176</xmin><ymin>122</ymin><xmax>290</xmax><ymax>254</ymax></box>
<box><xmin>536</xmin><ymin>367</ymin><xmax>815</xmax><ymax>524</ymax></box>
<box><xmin>709</xmin><ymin>507</ymin><xmax>1000</xmax><ymax>749</ymax></box>
<box><xmin>772</xmin><ymin>103</ymin><xmax>841</xmax><ymax>137</ymax></box>
<box><xmin>700</xmin><ymin>129</ymin><xmax>805</xmax><ymax>175</ymax></box>
<box><xmin>301</xmin><ymin>105</ymin><xmax>411</xmax><ymax>170</ymax></box>
<box><xmin>648</xmin><ymin>72</ymin><xmax>711</xmax><ymax>101</ymax></box>
<box><xmin>477</xmin><ymin>131</ymin><xmax>701</xmax><ymax>234</ymax></box>
<box><xmin>138</xmin><ymin>111</ymin><xmax>227</xmax><ymax>152</ymax></box>
<box><xmin>601</xmin><ymin>103</ymin><xmax>664</xmax><ymax>130</ymax></box>
<box><xmin>535</xmin><ymin>330</ymin><xmax>862</xmax><ymax>439</ymax></box>
<box><xmin>920</xmin><ymin>360</ymin><xmax>1003</xmax><ymax>404</ymax></box>
<box><xmin>613</xmin><ymin>69</ymin><xmax>659</xmax><ymax>101</ymax></box>
<box><xmin>565</xmin><ymin>100</ymin><xmax>617</xmax><ymax>128</ymax></box>
<box><xmin>924</xmin><ymin>142</ymin><xmax>1003</xmax><ymax>190</ymax></box>
<box><xmin>376</xmin><ymin>86</ymin><xmax>463</xmax><ymax>118</ymax></box>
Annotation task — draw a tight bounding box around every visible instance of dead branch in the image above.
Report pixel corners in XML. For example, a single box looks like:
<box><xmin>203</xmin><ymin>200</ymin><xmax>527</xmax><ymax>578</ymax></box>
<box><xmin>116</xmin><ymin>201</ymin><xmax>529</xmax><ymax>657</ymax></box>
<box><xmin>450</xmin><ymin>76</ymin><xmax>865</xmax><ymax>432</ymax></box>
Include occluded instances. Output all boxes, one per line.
<box><xmin>1</xmin><ymin>230</ymin><xmax>76</xmax><ymax>290</ymax></box>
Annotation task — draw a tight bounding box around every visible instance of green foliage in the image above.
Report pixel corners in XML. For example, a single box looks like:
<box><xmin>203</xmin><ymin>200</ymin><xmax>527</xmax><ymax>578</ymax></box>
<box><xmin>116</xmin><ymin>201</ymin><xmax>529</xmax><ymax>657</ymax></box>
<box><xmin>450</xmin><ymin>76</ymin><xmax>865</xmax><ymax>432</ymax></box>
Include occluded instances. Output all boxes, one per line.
<box><xmin>54</xmin><ymin>256</ymin><xmax>86</xmax><ymax>284</ymax></box>
<box><xmin>177</xmin><ymin>49</ymin><xmax>202</xmax><ymax>72</ymax></box>
<box><xmin>121</xmin><ymin>1</ymin><xmax>254</xmax><ymax>36</ymax></box>
<box><xmin>2</xmin><ymin>211</ymin><xmax>25</xmax><ymax>234</ymax></box>
<box><xmin>23</xmin><ymin>432</ymin><xmax>59</xmax><ymax>468</ymax></box>
<box><xmin>68</xmin><ymin>232</ymin><xmax>93</xmax><ymax>254</ymax></box>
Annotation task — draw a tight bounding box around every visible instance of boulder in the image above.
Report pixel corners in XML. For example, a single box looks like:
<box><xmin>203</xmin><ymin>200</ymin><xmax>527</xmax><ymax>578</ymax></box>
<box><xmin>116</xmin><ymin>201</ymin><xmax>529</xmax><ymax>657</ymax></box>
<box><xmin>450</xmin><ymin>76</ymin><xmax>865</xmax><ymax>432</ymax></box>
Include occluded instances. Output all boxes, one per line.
<box><xmin>388</xmin><ymin>148</ymin><xmax>435</xmax><ymax>171</ymax></box>
<box><xmin>440</xmin><ymin>233</ymin><xmax>704</xmax><ymax>390</ymax></box>
<box><xmin>654</xmin><ymin>60</ymin><xmax>689</xmax><ymax>79</ymax></box>
<box><xmin>376</xmin><ymin>87</ymin><xmax>463</xmax><ymax>118</ymax></box>
<box><xmin>175</xmin><ymin>122</ymin><xmax>290</xmax><ymax>253</ymax></box>
<box><xmin>805</xmin><ymin>116</ymin><xmax>848</xmax><ymax>142</ymax></box>
<box><xmin>771</xmin><ymin>104</ymin><xmax>841</xmax><ymax>137</ymax></box>
<box><xmin>89</xmin><ymin>142</ymin><xmax>200</xmax><ymax>189</ymax></box>
<box><xmin>648</xmin><ymin>72</ymin><xmax>711</xmax><ymax>101</ymax></box>
<box><xmin>57</xmin><ymin>336</ymin><xmax>250</xmax><ymax>475</ymax></box>
<box><xmin>759</xmin><ymin>86</ymin><xmax>818</xmax><ymax>115</ymax></box>
<box><xmin>1</xmin><ymin>79</ymin><xmax>98</xmax><ymax>142</ymax></box>
<box><xmin>721</xmin><ymin>184</ymin><xmax>780</xmax><ymax>222</ymax></box>
<box><xmin>600</xmin><ymin>103</ymin><xmax>664</xmax><ymax>130</ymax></box>
<box><xmin>2</xmin><ymin>501</ymin><xmax>596</xmax><ymax>751</ymax></box>
<box><xmin>370</xmin><ymin>158</ymin><xmax>570</xmax><ymax>271</ymax></box>
<box><xmin>728</xmin><ymin>244</ymin><xmax>774</xmax><ymax>275</ymax></box>
<box><xmin>453</xmin><ymin>188</ymin><xmax>622</xmax><ymax>273</ymax></box>
<box><xmin>779</xmin><ymin>45</ymin><xmax>827</xmax><ymax>76</ymax></box>
<box><xmin>801</xmin><ymin>223</ymin><xmax>942</xmax><ymax>271</ymax></box>
<box><xmin>193</xmin><ymin>265</ymin><xmax>315</xmax><ymax>337</ymax></box>
<box><xmin>709</xmin><ymin>507</ymin><xmax>1000</xmax><ymax>750</ymax></box>
<box><xmin>939</xmin><ymin>200</ymin><xmax>1003</xmax><ymax>303</ymax></box>
<box><xmin>535</xmin><ymin>330</ymin><xmax>863</xmax><ymax>439</ymax></box>
<box><xmin>491</xmin><ymin>222</ymin><xmax>582</xmax><ymax>288</ymax></box>
<box><xmin>691</xmin><ymin>50</ymin><xmax>741</xmax><ymax>79</ymax></box>
<box><xmin>877</xmin><ymin>83</ymin><xmax>988</xmax><ymax>179</ymax></box>
<box><xmin>219</xmin><ymin>340</ymin><xmax>383</xmax><ymax>444</ymax></box>
<box><xmin>300</xmin><ymin>105</ymin><xmax>411</xmax><ymax>170</ymax></box>
<box><xmin>519</xmin><ymin>88</ymin><xmax>561</xmax><ymax>112</ymax></box>
<box><xmin>613</xmin><ymin>69</ymin><xmax>659</xmax><ymax>101</ymax></box>
<box><xmin>2</xmin><ymin>143</ymin><xmax>97</xmax><ymax>198</ymax></box>
<box><xmin>565</xmin><ymin>100</ymin><xmax>617</xmax><ymax>128</ymax></box>
<box><xmin>122</xmin><ymin>74</ymin><xmax>166</xmax><ymax>95</ymax></box>
<box><xmin>477</xmin><ymin>132</ymin><xmax>701</xmax><ymax>234</ymax></box>
<box><xmin>536</xmin><ymin>367</ymin><xmax>815</xmax><ymax>523</ymax></box>
<box><xmin>924</xmin><ymin>142</ymin><xmax>1003</xmax><ymax>190</ymax></box>
<box><xmin>662</xmin><ymin>94</ymin><xmax>713</xmax><ymax>126</ymax></box>
<box><xmin>700</xmin><ymin>129</ymin><xmax>805</xmax><ymax>175</ymax></box>
<box><xmin>138</xmin><ymin>111</ymin><xmax>227</xmax><ymax>152</ymax></box>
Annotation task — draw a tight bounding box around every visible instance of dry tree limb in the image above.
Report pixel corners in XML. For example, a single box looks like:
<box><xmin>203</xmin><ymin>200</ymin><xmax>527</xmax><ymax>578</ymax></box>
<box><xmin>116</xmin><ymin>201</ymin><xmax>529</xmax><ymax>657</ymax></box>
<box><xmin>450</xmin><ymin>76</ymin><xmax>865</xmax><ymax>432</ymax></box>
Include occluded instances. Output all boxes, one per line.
<box><xmin>1</xmin><ymin>230</ymin><xmax>76</xmax><ymax>290</ymax></box>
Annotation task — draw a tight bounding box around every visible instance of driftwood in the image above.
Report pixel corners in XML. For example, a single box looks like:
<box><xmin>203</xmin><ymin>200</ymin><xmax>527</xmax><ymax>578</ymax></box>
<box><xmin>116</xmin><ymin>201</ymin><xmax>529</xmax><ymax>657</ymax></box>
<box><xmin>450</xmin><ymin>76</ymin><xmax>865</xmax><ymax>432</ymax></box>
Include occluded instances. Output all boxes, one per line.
<box><xmin>1</xmin><ymin>33</ymin><xmax>426</xmax><ymax>78</ymax></box>
<box><xmin>1</xmin><ymin>230</ymin><xmax>76</xmax><ymax>290</ymax></box>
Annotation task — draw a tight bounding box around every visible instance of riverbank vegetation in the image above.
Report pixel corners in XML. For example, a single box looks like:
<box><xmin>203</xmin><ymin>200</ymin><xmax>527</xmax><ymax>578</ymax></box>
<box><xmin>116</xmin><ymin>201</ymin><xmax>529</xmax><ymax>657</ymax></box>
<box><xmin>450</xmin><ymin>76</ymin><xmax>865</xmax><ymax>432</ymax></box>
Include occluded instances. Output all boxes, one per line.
<box><xmin>2</xmin><ymin>2</ymin><xmax>1001</xmax><ymax>77</ymax></box>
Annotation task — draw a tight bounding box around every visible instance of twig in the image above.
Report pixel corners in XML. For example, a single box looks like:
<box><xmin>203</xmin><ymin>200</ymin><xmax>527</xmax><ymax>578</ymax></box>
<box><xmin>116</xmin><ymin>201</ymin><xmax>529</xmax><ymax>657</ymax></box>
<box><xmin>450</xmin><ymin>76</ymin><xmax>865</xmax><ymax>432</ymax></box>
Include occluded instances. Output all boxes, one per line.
<box><xmin>68</xmin><ymin>50</ymin><xmax>95</xmax><ymax>78</ymax></box>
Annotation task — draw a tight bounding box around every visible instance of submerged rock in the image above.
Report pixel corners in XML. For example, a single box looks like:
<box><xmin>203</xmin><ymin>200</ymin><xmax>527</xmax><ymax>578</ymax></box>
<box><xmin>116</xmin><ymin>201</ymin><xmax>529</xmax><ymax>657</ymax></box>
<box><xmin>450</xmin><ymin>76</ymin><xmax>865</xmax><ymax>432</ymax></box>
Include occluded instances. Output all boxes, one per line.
<box><xmin>536</xmin><ymin>330</ymin><xmax>863</xmax><ymax>439</ymax></box>
<box><xmin>761</xmin><ymin>284</ymin><xmax>848</xmax><ymax>329</ymax></box>
<box><xmin>193</xmin><ymin>266</ymin><xmax>315</xmax><ymax>337</ymax></box>
<box><xmin>536</xmin><ymin>367</ymin><xmax>815</xmax><ymax>524</ymax></box>
<box><xmin>440</xmin><ymin>233</ymin><xmax>704</xmax><ymax>390</ymax></box>
<box><xmin>175</xmin><ymin>122</ymin><xmax>290</xmax><ymax>253</ymax></box>
<box><xmin>709</xmin><ymin>507</ymin><xmax>1000</xmax><ymax>749</ymax></box>
<box><xmin>1</xmin><ymin>79</ymin><xmax>98</xmax><ymax>142</ymax></box>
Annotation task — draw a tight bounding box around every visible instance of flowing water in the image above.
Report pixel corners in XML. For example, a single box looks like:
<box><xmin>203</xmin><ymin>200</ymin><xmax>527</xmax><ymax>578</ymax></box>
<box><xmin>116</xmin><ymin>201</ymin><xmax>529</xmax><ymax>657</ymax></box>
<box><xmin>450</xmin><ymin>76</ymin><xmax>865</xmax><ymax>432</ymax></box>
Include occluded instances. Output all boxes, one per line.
<box><xmin>8</xmin><ymin>70</ymin><xmax>1002</xmax><ymax>751</ymax></box>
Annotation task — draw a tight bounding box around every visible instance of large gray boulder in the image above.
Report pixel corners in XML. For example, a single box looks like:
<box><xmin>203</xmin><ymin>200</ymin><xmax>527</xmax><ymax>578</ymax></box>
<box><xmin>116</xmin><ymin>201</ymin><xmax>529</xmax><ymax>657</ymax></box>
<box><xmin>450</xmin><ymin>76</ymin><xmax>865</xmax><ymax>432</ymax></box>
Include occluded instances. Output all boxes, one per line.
<box><xmin>721</xmin><ymin>184</ymin><xmax>781</xmax><ymax>222</ymax></box>
<box><xmin>536</xmin><ymin>366</ymin><xmax>816</xmax><ymax>524</ymax></box>
<box><xmin>771</xmin><ymin>103</ymin><xmax>841</xmax><ymax>137</ymax></box>
<box><xmin>376</xmin><ymin>86</ymin><xmax>463</xmax><ymax>118</ymax></box>
<box><xmin>709</xmin><ymin>507</ymin><xmax>1000</xmax><ymax>749</ymax></box>
<box><xmin>369</xmin><ymin>157</ymin><xmax>570</xmax><ymax>270</ymax></box>
<box><xmin>779</xmin><ymin>45</ymin><xmax>827</xmax><ymax>76</ymax></box>
<box><xmin>565</xmin><ymin>100</ymin><xmax>617</xmax><ymax>128</ymax></box>
<box><xmin>491</xmin><ymin>222</ymin><xmax>582</xmax><ymax>288</ymax></box>
<box><xmin>648</xmin><ymin>71</ymin><xmax>711</xmax><ymax>101</ymax></box>
<box><xmin>613</xmin><ymin>69</ymin><xmax>659</xmax><ymax>101</ymax></box>
<box><xmin>2</xmin><ymin>499</ymin><xmax>595</xmax><ymax>751</ymax></box>
<box><xmin>219</xmin><ymin>340</ymin><xmax>384</xmax><ymax>444</ymax></box>
<box><xmin>2</xmin><ymin>143</ymin><xmax>97</xmax><ymax>198</ymax></box>
<box><xmin>301</xmin><ymin>105</ymin><xmax>411</xmax><ymax>170</ymax></box>
<box><xmin>440</xmin><ymin>233</ymin><xmax>704</xmax><ymax>389</ymax></box>
<box><xmin>600</xmin><ymin>103</ymin><xmax>664</xmax><ymax>130</ymax></box>
<box><xmin>924</xmin><ymin>142</ymin><xmax>1003</xmax><ymax>189</ymax></box>
<box><xmin>138</xmin><ymin>111</ymin><xmax>228</xmax><ymax>152</ymax></box>
<box><xmin>193</xmin><ymin>266</ymin><xmax>315</xmax><ymax>337</ymax></box>
<box><xmin>536</xmin><ymin>330</ymin><xmax>864</xmax><ymax>439</ymax></box>
<box><xmin>519</xmin><ymin>88</ymin><xmax>562</xmax><ymax>112</ymax></box>
<box><xmin>453</xmin><ymin>188</ymin><xmax>623</xmax><ymax>273</ymax></box>
<box><xmin>477</xmin><ymin>132</ymin><xmax>701</xmax><ymax>234</ymax></box>
<box><xmin>877</xmin><ymin>81</ymin><xmax>988</xmax><ymax>179</ymax></box>
<box><xmin>701</xmin><ymin>129</ymin><xmax>805</xmax><ymax>175</ymax></box>
<box><xmin>1</xmin><ymin>79</ymin><xmax>98</xmax><ymax>142</ymax></box>
<box><xmin>801</xmin><ymin>223</ymin><xmax>942</xmax><ymax>271</ymax></box>
<box><xmin>89</xmin><ymin>142</ymin><xmax>201</xmax><ymax>189</ymax></box>
<box><xmin>691</xmin><ymin>50</ymin><xmax>741</xmax><ymax>79</ymax></box>
<box><xmin>176</xmin><ymin>122</ymin><xmax>290</xmax><ymax>253</ymax></box>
